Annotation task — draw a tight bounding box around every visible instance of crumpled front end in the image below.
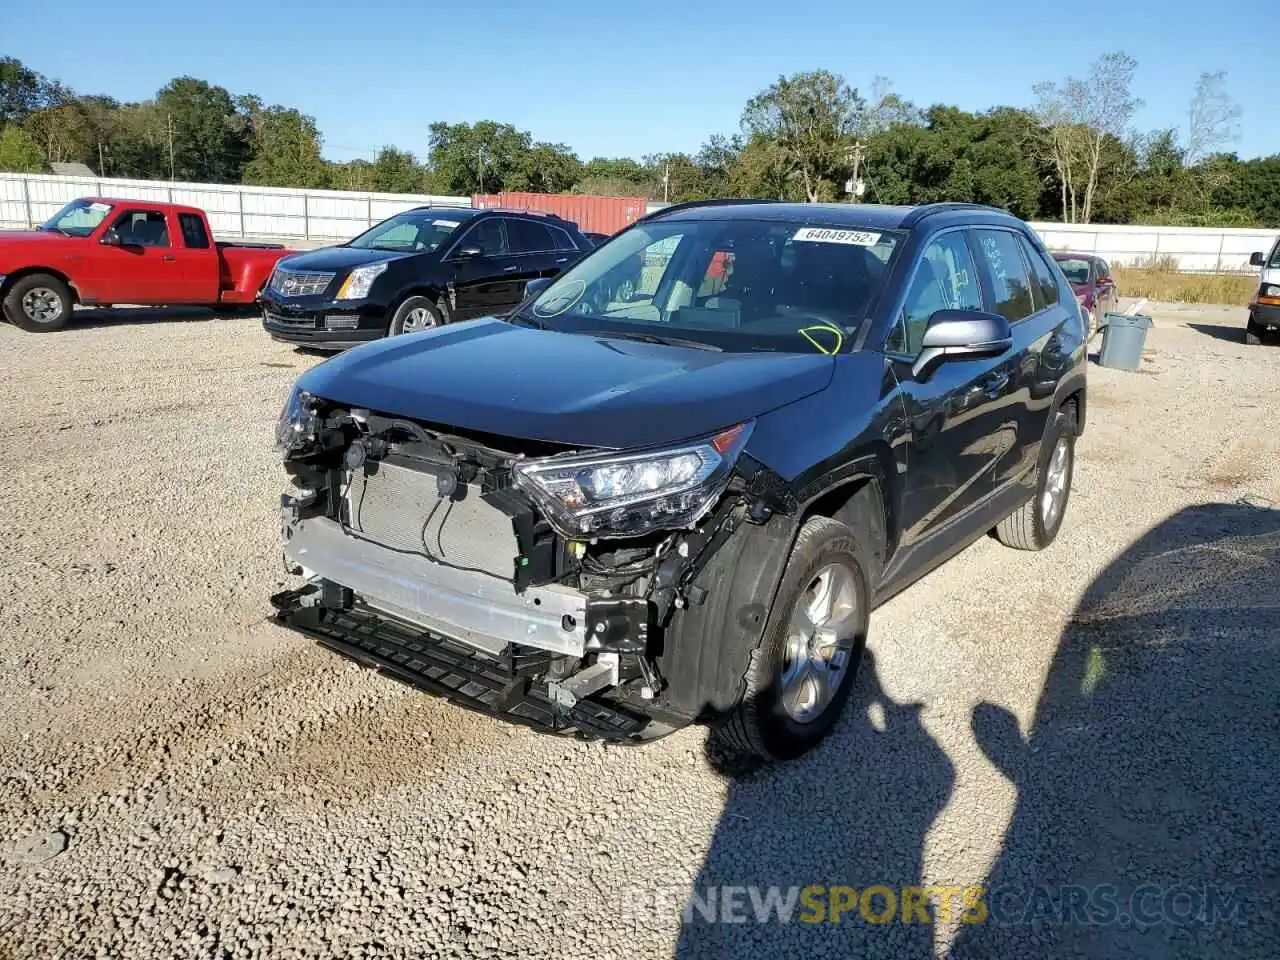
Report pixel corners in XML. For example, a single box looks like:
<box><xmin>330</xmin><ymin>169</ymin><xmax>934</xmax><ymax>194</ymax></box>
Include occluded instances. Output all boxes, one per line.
<box><xmin>270</xmin><ymin>390</ymin><xmax>786</xmax><ymax>741</ymax></box>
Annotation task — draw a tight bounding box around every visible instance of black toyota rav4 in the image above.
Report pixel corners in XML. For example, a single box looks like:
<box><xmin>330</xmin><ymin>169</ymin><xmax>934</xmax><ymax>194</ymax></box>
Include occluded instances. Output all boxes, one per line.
<box><xmin>271</xmin><ymin>200</ymin><xmax>1087</xmax><ymax>763</ymax></box>
<box><xmin>262</xmin><ymin>206</ymin><xmax>590</xmax><ymax>349</ymax></box>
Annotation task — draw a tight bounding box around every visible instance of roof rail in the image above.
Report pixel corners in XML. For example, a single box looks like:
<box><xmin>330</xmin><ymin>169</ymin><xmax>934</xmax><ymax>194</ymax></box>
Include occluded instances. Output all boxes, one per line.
<box><xmin>476</xmin><ymin>206</ymin><xmax>567</xmax><ymax>221</ymax></box>
<box><xmin>901</xmin><ymin>202</ymin><xmax>1011</xmax><ymax>227</ymax></box>
<box><xmin>638</xmin><ymin>197</ymin><xmax>779</xmax><ymax>223</ymax></box>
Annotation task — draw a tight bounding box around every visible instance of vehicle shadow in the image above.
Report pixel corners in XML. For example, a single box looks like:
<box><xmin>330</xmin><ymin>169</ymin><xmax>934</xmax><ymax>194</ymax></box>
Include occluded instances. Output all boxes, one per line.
<box><xmin>1186</xmin><ymin>322</ymin><xmax>1248</xmax><ymax>345</ymax></box>
<box><xmin>67</xmin><ymin>306</ymin><xmax>257</xmax><ymax>329</ymax></box>
<box><xmin>950</xmin><ymin>501</ymin><xmax>1280</xmax><ymax>958</ymax></box>
<box><xmin>675</xmin><ymin>648</ymin><xmax>955</xmax><ymax>959</ymax></box>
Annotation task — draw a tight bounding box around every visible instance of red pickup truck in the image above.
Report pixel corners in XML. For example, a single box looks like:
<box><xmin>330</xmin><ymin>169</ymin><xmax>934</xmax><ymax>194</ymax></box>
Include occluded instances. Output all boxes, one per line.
<box><xmin>0</xmin><ymin>197</ymin><xmax>298</xmax><ymax>332</ymax></box>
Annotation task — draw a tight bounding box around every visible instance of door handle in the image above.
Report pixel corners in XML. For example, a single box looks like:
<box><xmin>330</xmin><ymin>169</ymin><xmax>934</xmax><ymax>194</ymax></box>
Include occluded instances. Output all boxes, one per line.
<box><xmin>555</xmin><ymin>257</ymin><xmax>568</xmax><ymax>264</ymax></box>
<box><xmin>985</xmin><ymin>372</ymin><xmax>1010</xmax><ymax>397</ymax></box>
<box><xmin>162</xmin><ymin>254</ymin><xmax>176</xmax><ymax>262</ymax></box>
<box><xmin>503</xmin><ymin>265</ymin><xmax>518</xmax><ymax>273</ymax></box>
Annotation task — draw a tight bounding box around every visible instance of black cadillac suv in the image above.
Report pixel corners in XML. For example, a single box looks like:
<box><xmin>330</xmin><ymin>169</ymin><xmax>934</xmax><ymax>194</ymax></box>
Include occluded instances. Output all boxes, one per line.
<box><xmin>262</xmin><ymin>207</ymin><xmax>590</xmax><ymax>349</ymax></box>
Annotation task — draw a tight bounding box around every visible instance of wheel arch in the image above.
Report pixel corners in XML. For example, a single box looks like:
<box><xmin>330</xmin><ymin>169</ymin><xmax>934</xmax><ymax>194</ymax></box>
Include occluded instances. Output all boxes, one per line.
<box><xmin>0</xmin><ymin>266</ymin><xmax>80</xmax><ymax>306</ymax></box>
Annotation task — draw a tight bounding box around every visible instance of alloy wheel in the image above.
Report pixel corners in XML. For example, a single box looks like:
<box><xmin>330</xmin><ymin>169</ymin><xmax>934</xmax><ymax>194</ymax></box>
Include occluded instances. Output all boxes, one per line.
<box><xmin>1041</xmin><ymin>437</ymin><xmax>1071</xmax><ymax>529</ymax></box>
<box><xmin>778</xmin><ymin>562</ymin><xmax>860</xmax><ymax>724</ymax></box>
<box><xmin>21</xmin><ymin>287</ymin><xmax>62</xmax><ymax>324</ymax></box>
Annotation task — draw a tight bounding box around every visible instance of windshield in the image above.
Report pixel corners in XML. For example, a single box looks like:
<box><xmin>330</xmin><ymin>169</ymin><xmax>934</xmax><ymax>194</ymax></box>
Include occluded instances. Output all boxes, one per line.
<box><xmin>348</xmin><ymin>210</ymin><xmax>469</xmax><ymax>252</ymax></box>
<box><xmin>522</xmin><ymin>219</ymin><xmax>903</xmax><ymax>354</ymax></box>
<box><xmin>1268</xmin><ymin>242</ymin><xmax>1280</xmax><ymax>269</ymax></box>
<box><xmin>1055</xmin><ymin>257</ymin><xmax>1092</xmax><ymax>285</ymax></box>
<box><xmin>40</xmin><ymin>199</ymin><xmax>113</xmax><ymax>237</ymax></box>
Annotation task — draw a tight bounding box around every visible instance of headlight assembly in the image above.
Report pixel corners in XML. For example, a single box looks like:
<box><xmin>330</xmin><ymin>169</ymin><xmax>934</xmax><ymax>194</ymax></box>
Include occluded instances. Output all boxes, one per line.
<box><xmin>1262</xmin><ymin>283</ymin><xmax>1280</xmax><ymax>299</ymax></box>
<box><xmin>336</xmin><ymin>262</ymin><xmax>389</xmax><ymax>300</ymax></box>
<box><xmin>513</xmin><ymin>422</ymin><xmax>753</xmax><ymax>539</ymax></box>
<box><xmin>276</xmin><ymin>386</ymin><xmax>319</xmax><ymax>453</ymax></box>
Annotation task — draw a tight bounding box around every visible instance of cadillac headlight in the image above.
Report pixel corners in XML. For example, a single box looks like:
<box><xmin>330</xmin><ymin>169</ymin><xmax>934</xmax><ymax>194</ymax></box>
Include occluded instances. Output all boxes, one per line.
<box><xmin>513</xmin><ymin>422</ymin><xmax>753</xmax><ymax>538</ymax></box>
<box><xmin>276</xmin><ymin>386</ymin><xmax>319</xmax><ymax>453</ymax></box>
<box><xmin>336</xmin><ymin>262</ymin><xmax>389</xmax><ymax>300</ymax></box>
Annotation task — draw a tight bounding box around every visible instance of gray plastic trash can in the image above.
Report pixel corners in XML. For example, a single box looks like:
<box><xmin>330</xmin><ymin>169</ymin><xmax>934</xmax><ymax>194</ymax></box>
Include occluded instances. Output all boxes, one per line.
<box><xmin>1097</xmin><ymin>313</ymin><xmax>1153</xmax><ymax>371</ymax></box>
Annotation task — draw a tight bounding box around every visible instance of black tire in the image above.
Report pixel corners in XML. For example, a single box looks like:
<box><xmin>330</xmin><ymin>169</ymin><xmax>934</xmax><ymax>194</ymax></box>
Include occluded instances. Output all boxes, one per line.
<box><xmin>3</xmin><ymin>273</ymin><xmax>73</xmax><ymax>332</ymax></box>
<box><xmin>994</xmin><ymin>407</ymin><xmax>1077</xmax><ymax>551</ymax></box>
<box><xmin>388</xmin><ymin>296</ymin><xmax>443</xmax><ymax>337</ymax></box>
<box><xmin>1245</xmin><ymin>321</ymin><xmax>1262</xmax><ymax>346</ymax></box>
<box><xmin>710</xmin><ymin>515</ymin><xmax>872</xmax><ymax>764</ymax></box>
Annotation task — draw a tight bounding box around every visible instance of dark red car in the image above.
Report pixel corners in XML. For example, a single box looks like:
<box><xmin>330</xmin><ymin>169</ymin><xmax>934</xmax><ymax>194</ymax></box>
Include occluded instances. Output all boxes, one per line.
<box><xmin>1052</xmin><ymin>252</ymin><xmax>1119</xmax><ymax>335</ymax></box>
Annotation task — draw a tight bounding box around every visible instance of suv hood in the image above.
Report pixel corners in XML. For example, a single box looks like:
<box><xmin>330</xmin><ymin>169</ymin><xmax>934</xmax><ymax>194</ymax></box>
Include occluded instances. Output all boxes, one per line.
<box><xmin>297</xmin><ymin>318</ymin><xmax>836</xmax><ymax>449</ymax></box>
<box><xmin>278</xmin><ymin>245</ymin><xmax>417</xmax><ymax>273</ymax></box>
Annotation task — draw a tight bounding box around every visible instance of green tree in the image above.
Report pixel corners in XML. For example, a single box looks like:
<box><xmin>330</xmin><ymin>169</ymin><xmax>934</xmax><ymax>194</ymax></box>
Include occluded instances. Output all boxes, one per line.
<box><xmin>0</xmin><ymin>125</ymin><xmax>45</xmax><ymax>171</ymax></box>
<box><xmin>0</xmin><ymin>57</ymin><xmax>46</xmax><ymax>125</ymax></box>
<box><xmin>741</xmin><ymin>70</ymin><xmax>864</xmax><ymax>202</ymax></box>
<box><xmin>22</xmin><ymin>102</ymin><xmax>94</xmax><ymax>165</ymax></box>
<box><xmin>371</xmin><ymin>147</ymin><xmax>426</xmax><ymax>193</ymax></box>
<box><xmin>427</xmin><ymin>120</ymin><xmax>534</xmax><ymax>194</ymax></box>
<box><xmin>155</xmin><ymin>77</ymin><xmax>250</xmax><ymax>182</ymax></box>
<box><xmin>514</xmin><ymin>142</ymin><xmax>582</xmax><ymax>193</ymax></box>
<box><xmin>242</xmin><ymin>104</ymin><xmax>329</xmax><ymax>188</ymax></box>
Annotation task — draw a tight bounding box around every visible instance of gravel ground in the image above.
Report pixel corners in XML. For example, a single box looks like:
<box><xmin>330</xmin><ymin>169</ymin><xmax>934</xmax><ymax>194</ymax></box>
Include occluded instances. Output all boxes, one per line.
<box><xmin>0</xmin><ymin>302</ymin><xmax>1276</xmax><ymax>959</ymax></box>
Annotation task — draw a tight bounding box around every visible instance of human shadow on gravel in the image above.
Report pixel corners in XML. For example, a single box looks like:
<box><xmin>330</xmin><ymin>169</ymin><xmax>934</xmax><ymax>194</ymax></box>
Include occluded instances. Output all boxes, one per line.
<box><xmin>675</xmin><ymin>649</ymin><xmax>954</xmax><ymax>959</ymax></box>
<box><xmin>951</xmin><ymin>501</ymin><xmax>1280</xmax><ymax>959</ymax></box>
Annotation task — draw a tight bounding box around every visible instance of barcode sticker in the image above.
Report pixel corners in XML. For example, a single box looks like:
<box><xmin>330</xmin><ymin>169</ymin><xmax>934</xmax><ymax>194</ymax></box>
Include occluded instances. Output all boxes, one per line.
<box><xmin>793</xmin><ymin>227</ymin><xmax>881</xmax><ymax>246</ymax></box>
<box><xmin>433</xmin><ymin>219</ymin><xmax>461</xmax><ymax>228</ymax></box>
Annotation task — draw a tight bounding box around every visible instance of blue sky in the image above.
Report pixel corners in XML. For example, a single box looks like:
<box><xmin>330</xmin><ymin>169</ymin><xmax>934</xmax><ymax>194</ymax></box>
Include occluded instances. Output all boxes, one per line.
<box><xmin>3</xmin><ymin>0</ymin><xmax>1274</xmax><ymax>163</ymax></box>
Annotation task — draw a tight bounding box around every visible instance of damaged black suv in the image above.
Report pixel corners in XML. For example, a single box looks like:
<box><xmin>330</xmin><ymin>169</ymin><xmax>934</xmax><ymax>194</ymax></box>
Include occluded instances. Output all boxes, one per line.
<box><xmin>272</xmin><ymin>199</ymin><xmax>1087</xmax><ymax>763</ymax></box>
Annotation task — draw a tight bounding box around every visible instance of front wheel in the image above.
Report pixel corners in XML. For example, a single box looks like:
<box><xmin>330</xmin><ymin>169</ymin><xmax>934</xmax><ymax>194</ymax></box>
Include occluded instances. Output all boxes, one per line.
<box><xmin>710</xmin><ymin>515</ymin><xmax>871</xmax><ymax>764</ymax></box>
<box><xmin>994</xmin><ymin>407</ymin><xmax>1077</xmax><ymax>551</ymax></box>
<box><xmin>388</xmin><ymin>296</ymin><xmax>443</xmax><ymax>337</ymax></box>
<box><xmin>3</xmin><ymin>273</ymin><xmax>73</xmax><ymax>332</ymax></box>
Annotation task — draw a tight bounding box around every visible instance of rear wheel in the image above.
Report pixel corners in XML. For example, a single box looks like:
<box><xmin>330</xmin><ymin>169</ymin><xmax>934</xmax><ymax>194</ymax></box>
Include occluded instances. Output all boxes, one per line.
<box><xmin>995</xmin><ymin>407</ymin><xmax>1077</xmax><ymax>551</ymax></box>
<box><xmin>710</xmin><ymin>515</ymin><xmax>871</xmax><ymax>764</ymax></box>
<box><xmin>388</xmin><ymin>296</ymin><xmax>442</xmax><ymax>337</ymax></box>
<box><xmin>3</xmin><ymin>274</ymin><xmax>73</xmax><ymax>332</ymax></box>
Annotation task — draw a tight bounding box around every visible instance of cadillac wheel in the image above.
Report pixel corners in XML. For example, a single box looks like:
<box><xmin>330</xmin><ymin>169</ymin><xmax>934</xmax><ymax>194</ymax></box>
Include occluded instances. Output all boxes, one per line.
<box><xmin>3</xmin><ymin>273</ymin><xmax>73</xmax><ymax>333</ymax></box>
<box><xmin>388</xmin><ymin>296</ymin><xmax>443</xmax><ymax>337</ymax></box>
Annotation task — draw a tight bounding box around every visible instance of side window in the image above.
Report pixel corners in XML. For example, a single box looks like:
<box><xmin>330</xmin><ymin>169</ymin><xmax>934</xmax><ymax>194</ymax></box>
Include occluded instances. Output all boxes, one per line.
<box><xmin>506</xmin><ymin>218</ymin><xmax>556</xmax><ymax>254</ymax></box>
<box><xmin>975</xmin><ymin>229</ymin><xmax>1035</xmax><ymax>323</ymax></box>
<box><xmin>112</xmin><ymin>210</ymin><xmax>170</xmax><ymax>248</ymax></box>
<box><xmin>549</xmin><ymin>226</ymin><xmax>578</xmax><ymax>251</ymax></box>
<box><xmin>1019</xmin><ymin>236</ymin><xmax>1059</xmax><ymax>309</ymax></box>
<box><xmin>457</xmin><ymin>218</ymin><xmax>506</xmax><ymax>257</ymax></box>
<box><xmin>178</xmin><ymin>213</ymin><xmax>210</xmax><ymax>249</ymax></box>
<box><xmin>886</xmin><ymin>232</ymin><xmax>982</xmax><ymax>355</ymax></box>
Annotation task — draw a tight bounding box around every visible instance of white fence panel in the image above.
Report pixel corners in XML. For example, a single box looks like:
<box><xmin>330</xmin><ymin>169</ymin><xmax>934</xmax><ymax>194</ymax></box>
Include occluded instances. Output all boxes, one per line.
<box><xmin>0</xmin><ymin>172</ymin><xmax>470</xmax><ymax>242</ymax></box>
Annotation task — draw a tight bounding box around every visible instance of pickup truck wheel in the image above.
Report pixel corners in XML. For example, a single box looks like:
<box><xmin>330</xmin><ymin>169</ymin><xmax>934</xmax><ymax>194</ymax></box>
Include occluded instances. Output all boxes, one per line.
<box><xmin>710</xmin><ymin>515</ymin><xmax>870</xmax><ymax>764</ymax></box>
<box><xmin>994</xmin><ymin>407</ymin><xmax>1077</xmax><ymax>551</ymax></box>
<box><xmin>389</xmin><ymin>296</ymin><xmax>442</xmax><ymax>337</ymax></box>
<box><xmin>1246</xmin><ymin>321</ymin><xmax>1262</xmax><ymax>346</ymax></box>
<box><xmin>4</xmin><ymin>274</ymin><xmax>72</xmax><ymax>332</ymax></box>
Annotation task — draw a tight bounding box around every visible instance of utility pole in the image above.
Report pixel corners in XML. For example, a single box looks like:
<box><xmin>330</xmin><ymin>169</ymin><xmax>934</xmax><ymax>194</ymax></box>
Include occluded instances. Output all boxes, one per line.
<box><xmin>97</xmin><ymin>140</ymin><xmax>105</xmax><ymax>177</ymax></box>
<box><xmin>662</xmin><ymin>161</ymin><xmax>670</xmax><ymax>203</ymax></box>
<box><xmin>167</xmin><ymin>113</ymin><xmax>176</xmax><ymax>181</ymax></box>
<box><xmin>845</xmin><ymin>141</ymin><xmax>867</xmax><ymax>202</ymax></box>
<box><xmin>477</xmin><ymin>144</ymin><xmax>486</xmax><ymax>195</ymax></box>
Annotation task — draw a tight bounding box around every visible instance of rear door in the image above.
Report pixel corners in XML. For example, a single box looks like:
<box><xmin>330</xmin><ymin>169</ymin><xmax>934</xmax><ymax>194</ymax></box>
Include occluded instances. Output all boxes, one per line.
<box><xmin>976</xmin><ymin>228</ymin><xmax>1068</xmax><ymax>490</ymax></box>
<box><xmin>82</xmin><ymin>207</ymin><xmax>183</xmax><ymax>304</ymax></box>
<box><xmin>171</xmin><ymin>213</ymin><xmax>220</xmax><ymax>303</ymax></box>
<box><xmin>444</xmin><ymin>218</ymin><xmax>515</xmax><ymax>320</ymax></box>
<box><xmin>502</xmin><ymin>217</ymin><xmax>560</xmax><ymax>306</ymax></box>
<box><xmin>889</xmin><ymin>228</ymin><xmax>1015</xmax><ymax>547</ymax></box>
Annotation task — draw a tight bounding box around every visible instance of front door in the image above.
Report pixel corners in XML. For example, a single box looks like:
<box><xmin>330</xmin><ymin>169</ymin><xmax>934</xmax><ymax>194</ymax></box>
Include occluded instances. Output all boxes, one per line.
<box><xmin>445</xmin><ymin>218</ymin><xmax>516</xmax><ymax>320</ymax></box>
<box><xmin>502</xmin><ymin>217</ymin><xmax>565</xmax><ymax>307</ymax></box>
<box><xmin>889</xmin><ymin>229</ymin><xmax>1019</xmax><ymax>549</ymax></box>
<box><xmin>81</xmin><ymin>208</ymin><xmax>183</xmax><ymax>304</ymax></box>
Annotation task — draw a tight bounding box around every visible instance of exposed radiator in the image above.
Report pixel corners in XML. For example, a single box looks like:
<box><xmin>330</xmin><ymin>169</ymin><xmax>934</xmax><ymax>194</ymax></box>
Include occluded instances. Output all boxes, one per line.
<box><xmin>342</xmin><ymin>458</ymin><xmax>519</xmax><ymax>581</ymax></box>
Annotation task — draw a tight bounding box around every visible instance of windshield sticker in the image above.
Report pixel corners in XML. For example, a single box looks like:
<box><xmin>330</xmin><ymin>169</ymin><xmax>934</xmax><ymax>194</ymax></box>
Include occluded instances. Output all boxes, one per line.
<box><xmin>88</xmin><ymin>202</ymin><xmax>111</xmax><ymax>213</ymax></box>
<box><xmin>532</xmin><ymin>279</ymin><xmax>586</xmax><ymax>319</ymax></box>
<box><xmin>793</xmin><ymin>227</ymin><xmax>881</xmax><ymax>246</ymax></box>
<box><xmin>432</xmin><ymin>219</ymin><xmax>461</xmax><ymax>228</ymax></box>
<box><xmin>797</xmin><ymin>321</ymin><xmax>845</xmax><ymax>355</ymax></box>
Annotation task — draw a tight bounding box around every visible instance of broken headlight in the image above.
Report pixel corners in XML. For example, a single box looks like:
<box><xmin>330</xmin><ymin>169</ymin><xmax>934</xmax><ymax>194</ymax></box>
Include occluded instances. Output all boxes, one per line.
<box><xmin>276</xmin><ymin>386</ymin><xmax>319</xmax><ymax>453</ymax></box>
<box><xmin>513</xmin><ymin>422</ymin><xmax>752</xmax><ymax>539</ymax></box>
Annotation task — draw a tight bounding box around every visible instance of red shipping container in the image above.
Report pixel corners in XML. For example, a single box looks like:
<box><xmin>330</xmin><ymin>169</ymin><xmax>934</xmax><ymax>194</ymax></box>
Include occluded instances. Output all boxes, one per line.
<box><xmin>471</xmin><ymin>192</ymin><xmax>648</xmax><ymax>236</ymax></box>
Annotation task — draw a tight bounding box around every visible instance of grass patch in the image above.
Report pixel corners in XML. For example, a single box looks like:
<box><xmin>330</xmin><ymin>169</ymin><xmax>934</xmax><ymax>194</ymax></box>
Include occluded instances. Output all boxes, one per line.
<box><xmin>1113</xmin><ymin>258</ymin><xmax>1258</xmax><ymax>306</ymax></box>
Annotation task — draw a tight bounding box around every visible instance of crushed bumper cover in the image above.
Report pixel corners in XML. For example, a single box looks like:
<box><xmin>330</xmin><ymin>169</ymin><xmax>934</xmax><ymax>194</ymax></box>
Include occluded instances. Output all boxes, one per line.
<box><xmin>272</xmin><ymin>593</ymin><xmax>651</xmax><ymax>740</ymax></box>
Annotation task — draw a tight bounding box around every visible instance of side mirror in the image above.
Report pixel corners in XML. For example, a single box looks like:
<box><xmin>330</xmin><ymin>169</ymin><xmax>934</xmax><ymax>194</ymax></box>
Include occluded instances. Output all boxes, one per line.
<box><xmin>101</xmin><ymin>229</ymin><xmax>122</xmax><ymax>246</ymax></box>
<box><xmin>456</xmin><ymin>245</ymin><xmax>484</xmax><ymax>259</ymax></box>
<box><xmin>912</xmin><ymin>309</ymin><xmax>1013</xmax><ymax>380</ymax></box>
<box><xmin>1250</xmin><ymin>251</ymin><xmax>1265</xmax><ymax>268</ymax></box>
<box><xmin>524</xmin><ymin>277</ymin><xmax>553</xmax><ymax>299</ymax></box>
